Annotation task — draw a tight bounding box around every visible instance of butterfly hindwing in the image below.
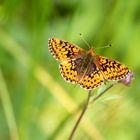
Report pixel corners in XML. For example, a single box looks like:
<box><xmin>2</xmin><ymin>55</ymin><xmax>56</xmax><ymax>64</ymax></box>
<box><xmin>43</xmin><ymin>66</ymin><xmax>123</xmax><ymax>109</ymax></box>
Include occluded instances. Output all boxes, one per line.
<box><xmin>79</xmin><ymin>70</ymin><xmax>104</xmax><ymax>90</ymax></box>
<box><xmin>59</xmin><ymin>60</ymin><xmax>78</xmax><ymax>83</ymax></box>
<box><xmin>59</xmin><ymin>59</ymin><xmax>105</xmax><ymax>90</ymax></box>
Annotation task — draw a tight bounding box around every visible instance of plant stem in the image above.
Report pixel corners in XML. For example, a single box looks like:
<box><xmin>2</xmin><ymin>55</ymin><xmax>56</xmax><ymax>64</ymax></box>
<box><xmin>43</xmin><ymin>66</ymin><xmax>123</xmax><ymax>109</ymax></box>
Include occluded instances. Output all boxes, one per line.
<box><xmin>68</xmin><ymin>84</ymin><xmax>115</xmax><ymax>140</ymax></box>
<box><xmin>90</xmin><ymin>84</ymin><xmax>115</xmax><ymax>104</ymax></box>
<box><xmin>68</xmin><ymin>90</ymin><xmax>92</xmax><ymax>140</ymax></box>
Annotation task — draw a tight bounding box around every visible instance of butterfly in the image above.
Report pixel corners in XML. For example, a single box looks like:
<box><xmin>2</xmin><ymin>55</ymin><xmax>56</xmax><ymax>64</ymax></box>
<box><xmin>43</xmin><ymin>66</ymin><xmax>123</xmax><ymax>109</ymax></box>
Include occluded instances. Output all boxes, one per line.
<box><xmin>48</xmin><ymin>38</ymin><xmax>131</xmax><ymax>90</ymax></box>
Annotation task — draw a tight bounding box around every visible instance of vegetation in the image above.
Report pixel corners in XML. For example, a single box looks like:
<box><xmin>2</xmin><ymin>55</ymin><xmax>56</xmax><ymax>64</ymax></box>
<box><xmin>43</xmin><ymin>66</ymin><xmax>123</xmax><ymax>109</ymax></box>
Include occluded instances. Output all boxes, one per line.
<box><xmin>0</xmin><ymin>0</ymin><xmax>139</xmax><ymax>140</ymax></box>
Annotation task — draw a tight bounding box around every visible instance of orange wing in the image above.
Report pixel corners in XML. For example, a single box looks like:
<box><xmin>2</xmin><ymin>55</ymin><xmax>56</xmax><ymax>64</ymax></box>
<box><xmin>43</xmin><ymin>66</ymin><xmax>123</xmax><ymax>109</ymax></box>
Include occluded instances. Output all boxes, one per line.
<box><xmin>48</xmin><ymin>38</ymin><xmax>84</xmax><ymax>61</ymax></box>
<box><xmin>78</xmin><ymin>70</ymin><xmax>104</xmax><ymax>90</ymax></box>
<box><xmin>97</xmin><ymin>56</ymin><xmax>130</xmax><ymax>81</ymax></box>
<box><xmin>59</xmin><ymin>60</ymin><xmax>78</xmax><ymax>83</ymax></box>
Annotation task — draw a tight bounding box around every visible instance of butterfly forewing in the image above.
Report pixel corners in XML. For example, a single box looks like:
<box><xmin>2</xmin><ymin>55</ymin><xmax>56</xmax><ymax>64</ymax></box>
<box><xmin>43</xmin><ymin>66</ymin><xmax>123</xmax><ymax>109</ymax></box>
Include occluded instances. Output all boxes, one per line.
<box><xmin>97</xmin><ymin>56</ymin><xmax>130</xmax><ymax>80</ymax></box>
<box><xmin>48</xmin><ymin>38</ymin><xmax>84</xmax><ymax>61</ymax></box>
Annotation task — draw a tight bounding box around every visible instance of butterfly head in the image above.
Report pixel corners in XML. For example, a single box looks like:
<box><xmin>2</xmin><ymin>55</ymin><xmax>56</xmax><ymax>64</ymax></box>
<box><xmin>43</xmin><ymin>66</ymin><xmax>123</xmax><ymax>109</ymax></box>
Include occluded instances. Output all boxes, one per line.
<box><xmin>88</xmin><ymin>48</ymin><xmax>96</xmax><ymax>57</ymax></box>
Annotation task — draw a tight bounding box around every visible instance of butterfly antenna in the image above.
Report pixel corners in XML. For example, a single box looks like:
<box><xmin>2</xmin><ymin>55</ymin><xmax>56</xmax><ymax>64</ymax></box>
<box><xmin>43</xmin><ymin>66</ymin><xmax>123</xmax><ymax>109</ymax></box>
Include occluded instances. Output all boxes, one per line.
<box><xmin>79</xmin><ymin>33</ymin><xmax>91</xmax><ymax>49</ymax></box>
<box><xmin>95</xmin><ymin>44</ymin><xmax>112</xmax><ymax>50</ymax></box>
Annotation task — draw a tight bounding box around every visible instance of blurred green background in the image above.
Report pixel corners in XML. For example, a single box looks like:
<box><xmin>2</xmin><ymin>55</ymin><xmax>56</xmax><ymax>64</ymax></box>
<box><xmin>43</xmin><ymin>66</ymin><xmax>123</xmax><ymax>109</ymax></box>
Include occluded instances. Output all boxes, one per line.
<box><xmin>0</xmin><ymin>0</ymin><xmax>139</xmax><ymax>140</ymax></box>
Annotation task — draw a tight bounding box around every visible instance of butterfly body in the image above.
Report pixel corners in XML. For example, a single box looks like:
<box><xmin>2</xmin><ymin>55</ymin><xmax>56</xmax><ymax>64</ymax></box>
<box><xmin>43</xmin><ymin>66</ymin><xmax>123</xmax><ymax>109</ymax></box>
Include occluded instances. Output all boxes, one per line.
<box><xmin>48</xmin><ymin>38</ymin><xmax>130</xmax><ymax>90</ymax></box>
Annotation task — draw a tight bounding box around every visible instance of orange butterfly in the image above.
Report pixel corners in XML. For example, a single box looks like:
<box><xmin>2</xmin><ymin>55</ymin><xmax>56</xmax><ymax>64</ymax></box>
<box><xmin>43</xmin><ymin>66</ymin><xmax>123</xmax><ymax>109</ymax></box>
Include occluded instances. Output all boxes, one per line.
<box><xmin>48</xmin><ymin>38</ymin><xmax>132</xmax><ymax>90</ymax></box>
